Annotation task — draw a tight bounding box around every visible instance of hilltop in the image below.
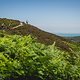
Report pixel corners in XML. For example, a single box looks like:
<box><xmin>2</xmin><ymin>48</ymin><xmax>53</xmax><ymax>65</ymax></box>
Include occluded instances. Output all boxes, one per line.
<box><xmin>0</xmin><ymin>18</ymin><xmax>77</xmax><ymax>52</ymax></box>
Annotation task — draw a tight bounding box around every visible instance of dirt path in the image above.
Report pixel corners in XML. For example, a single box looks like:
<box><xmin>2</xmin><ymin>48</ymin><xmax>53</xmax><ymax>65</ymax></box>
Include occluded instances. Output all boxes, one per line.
<box><xmin>11</xmin><ymin>22</ymin><xmax>23</xmax><ymax>29</ymax></box>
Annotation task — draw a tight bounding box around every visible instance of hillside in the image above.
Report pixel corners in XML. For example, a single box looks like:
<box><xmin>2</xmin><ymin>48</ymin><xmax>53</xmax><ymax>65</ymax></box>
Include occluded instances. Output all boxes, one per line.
<box><xmin>0</xmin><ymin>18</ymin><xmax>77</xmax><ymax>51</ymax></box>
<box><xmin>0</xmin><ymin>18</ymin><xmax>80</xmax><ymax>80</ymax></box>
<box><xmin>0</xmin><ymin>18</ymin><xmax>20</xmax><ymax>28</ymax></box>
<box><xmin>66</xmin><ymin>36</ymin><xmax>80</xmax><ymax>42</ymax></box>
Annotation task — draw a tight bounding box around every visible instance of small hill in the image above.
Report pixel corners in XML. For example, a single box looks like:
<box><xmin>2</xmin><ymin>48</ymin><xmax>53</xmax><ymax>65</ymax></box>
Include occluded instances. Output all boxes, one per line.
<box><xmin>66</xmin><ymin>36</ymin><xmax>80</xmax><ymax>42</ymax></box>
<box><xmin>0</xmin><ymin>18</ymin><xmax>73</xmax><ymax>51</ymax></box>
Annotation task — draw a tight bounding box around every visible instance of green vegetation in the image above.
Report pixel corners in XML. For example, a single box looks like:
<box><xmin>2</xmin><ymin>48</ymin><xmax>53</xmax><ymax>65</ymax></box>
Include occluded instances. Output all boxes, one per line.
<box><xmin>0</xmin><ymin>18</ymin><xmax>80</xmax><ymax>80</ymax></box>
<box><xmin>0</xmin><ymin>18</ymin><xmax>72</xmax><ymax>52</ymax></box>
<box><xmin>0</xmin><ymin>18</ymin><xmax>20</xmax><ymax>28</ymax></box>
<box><xmin>0</xmin><ymin>32</ymin><xmax>80</xmax><ymax>80</ymax></box>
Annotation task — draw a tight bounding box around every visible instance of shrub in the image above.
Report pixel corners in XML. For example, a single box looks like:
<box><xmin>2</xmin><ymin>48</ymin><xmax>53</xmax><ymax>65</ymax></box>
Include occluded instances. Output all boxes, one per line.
<box><xmin>0</xmin><ymin>34</ymin><xmax>80</xmax><ymax>80</ymax></box>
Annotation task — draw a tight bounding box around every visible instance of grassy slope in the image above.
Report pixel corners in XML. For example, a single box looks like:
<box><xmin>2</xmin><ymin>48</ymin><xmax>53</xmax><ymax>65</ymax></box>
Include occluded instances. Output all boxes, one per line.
<box><xmin>0</xmin><ymin>18</ymin><xmax>79</xmax><ymax>52</ymax></box>
<box><xmin>0</xmin><ymin>18</ymin><xmax>20</xmax><ymax>28</ymax></box>
<box><xmin>0</xmin><ymin>18</ymin><xmax>80</xmax><ymax>80</ymax></box>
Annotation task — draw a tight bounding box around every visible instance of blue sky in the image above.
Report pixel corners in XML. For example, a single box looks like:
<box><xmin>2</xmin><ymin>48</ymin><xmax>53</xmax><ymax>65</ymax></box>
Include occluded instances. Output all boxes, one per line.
<box><xmin>0</xmin><ymin>0</ymin><xmax>80</xmax><ymax>33</ymax></box>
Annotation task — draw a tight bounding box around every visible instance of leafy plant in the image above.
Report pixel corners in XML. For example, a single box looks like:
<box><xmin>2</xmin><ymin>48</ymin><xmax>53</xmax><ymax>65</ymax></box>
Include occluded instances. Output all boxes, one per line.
<box><xmin>0</xmin><ymin>33</ymin><xmax>80</xmax><ymax>80</ymax></box>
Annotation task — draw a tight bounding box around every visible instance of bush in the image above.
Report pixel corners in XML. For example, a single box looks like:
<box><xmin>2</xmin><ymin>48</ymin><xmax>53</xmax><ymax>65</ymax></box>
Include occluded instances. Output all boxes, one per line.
<box><xmin>0</xmin><ymin>34</ymin><xmax>80</xmax><ymax>80</ymax></box>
